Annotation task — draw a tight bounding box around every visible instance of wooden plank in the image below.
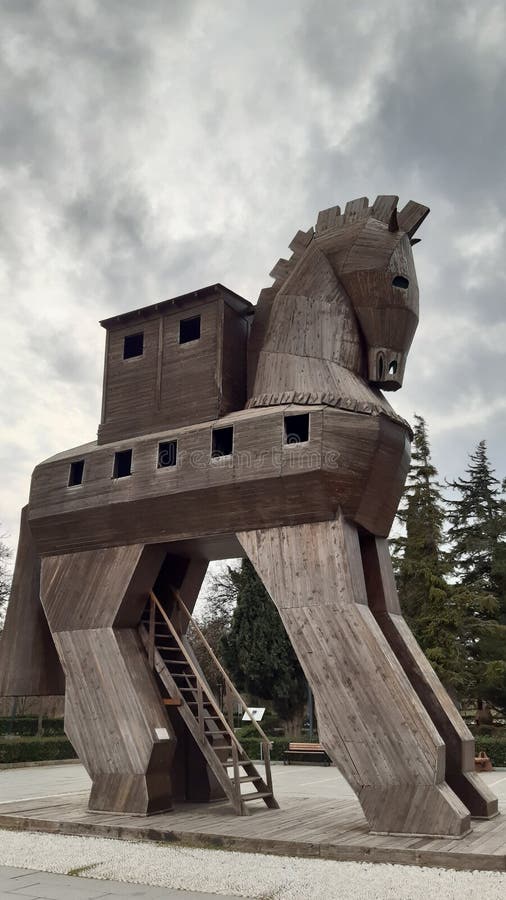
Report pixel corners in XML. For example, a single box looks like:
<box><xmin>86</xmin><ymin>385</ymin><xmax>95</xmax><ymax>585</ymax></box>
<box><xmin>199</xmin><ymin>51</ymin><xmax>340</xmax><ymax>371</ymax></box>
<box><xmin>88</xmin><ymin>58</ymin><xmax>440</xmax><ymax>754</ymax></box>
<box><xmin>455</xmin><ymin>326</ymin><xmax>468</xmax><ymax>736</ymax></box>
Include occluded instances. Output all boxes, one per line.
<box><xmin>0</xmin><ymin>794</ymin><xmax>504</xmax><ymax>871</ymax></box>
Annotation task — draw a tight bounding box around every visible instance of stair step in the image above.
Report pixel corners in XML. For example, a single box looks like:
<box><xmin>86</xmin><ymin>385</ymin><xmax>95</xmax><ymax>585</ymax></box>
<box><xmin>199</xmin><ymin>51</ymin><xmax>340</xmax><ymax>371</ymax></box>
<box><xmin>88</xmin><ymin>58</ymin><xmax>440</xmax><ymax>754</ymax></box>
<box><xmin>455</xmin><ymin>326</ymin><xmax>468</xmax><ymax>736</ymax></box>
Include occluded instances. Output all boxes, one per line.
<box><xmin>187</xmin><ymin>705</ymin><xmax>217</xmax><ymax>714</ymax></box>
<box><xmin>231</xmin><ymin>775</ymin><xmax>263</xmax><ymax>784</ymax></box>
<box><xmin>159</xmin><ymin>657</ymin><xmax>188</xmax><ymax>665</ymax></box>
<box><xmin>223</xmin><ymin>759</ymin><xmax>254</xmax><ymax>768</ymax></box>
<box><xmin>241</xmin><ymin>792</ymin><xmax>273</xmax><ymax>802</ymax></box>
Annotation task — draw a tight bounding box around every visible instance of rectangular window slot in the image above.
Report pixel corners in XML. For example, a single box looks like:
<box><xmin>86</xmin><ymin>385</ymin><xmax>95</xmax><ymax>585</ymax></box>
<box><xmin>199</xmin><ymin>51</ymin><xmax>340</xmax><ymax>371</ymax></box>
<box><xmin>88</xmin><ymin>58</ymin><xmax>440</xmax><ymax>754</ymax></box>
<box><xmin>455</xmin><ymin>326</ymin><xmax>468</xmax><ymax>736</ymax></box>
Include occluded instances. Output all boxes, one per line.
<box><xmin>158</xmin><ymin>440</ymin><xmax>177</xmax><ymax>468</ymax></box>
<box><xmin>211</xmin><ymin>426</ymin><xmax>233</xmax><ymax>458</ymax></box>
<box><xmin>113</xmin><ymin>449</ymin><xmax>132</xmax><ymax>478</ymax></box>
<box><xmin>284</xmin><ymin>413</ymin><xmax>309</xmax><ymax>444</ymax></box>
<box><xmin>179</xmin><ymin>315</ymin><xmax>201</xmax><ymax>344</ymax></box>
<box><xmin>68</xmin><ymin>459</ymin><xmax>85</xmax><ymax>486</ymax></box>
<box><xmin>123</xmin><ymin>332</ymin><xmax>144</xmax><ymax>359</ymax></box>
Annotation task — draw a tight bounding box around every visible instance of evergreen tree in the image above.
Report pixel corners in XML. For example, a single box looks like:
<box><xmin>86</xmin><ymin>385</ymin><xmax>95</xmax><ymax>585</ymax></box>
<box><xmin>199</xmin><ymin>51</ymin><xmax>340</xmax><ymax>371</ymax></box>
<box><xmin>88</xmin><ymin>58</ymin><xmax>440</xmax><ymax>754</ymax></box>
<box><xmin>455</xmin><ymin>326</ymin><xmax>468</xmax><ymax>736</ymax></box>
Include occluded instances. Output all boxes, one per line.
<box><xmin>393</xmin><ymin>417</ymin><xmax>477</xmax><ymax>695</ymax></box>
<box><xmin>393</xmin><ymin>415</ymin><xmax>446</xmax><ymax>621</ymax></box>
<box><xmin>189</xmin><ymin>566</ymin><xmax>238</xmax><ymax>702</ymax></box>
<box><xmin>221</xmin><ymin>559</ymin><xmax>307</xmax><ymax>730</ymax></box>
<box><xmin>446</xmin><ymin>442</ymin><xmax>506</xmax><ymax>709</ymax></box>
<box><xmin>0</xmin><ymin>531</ymin><xmax>11</xmax><ymax>633</ymax></box>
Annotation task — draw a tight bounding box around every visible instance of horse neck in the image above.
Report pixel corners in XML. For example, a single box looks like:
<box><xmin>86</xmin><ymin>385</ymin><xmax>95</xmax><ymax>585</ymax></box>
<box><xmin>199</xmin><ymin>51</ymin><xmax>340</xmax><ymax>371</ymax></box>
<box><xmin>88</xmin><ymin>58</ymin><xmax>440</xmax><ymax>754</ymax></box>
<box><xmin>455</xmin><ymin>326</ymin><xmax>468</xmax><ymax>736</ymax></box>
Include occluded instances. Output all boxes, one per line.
<box><xmin>258</xmin><ymin>246</ymin><xmax>365</xmax><ymax>375</ymax></box>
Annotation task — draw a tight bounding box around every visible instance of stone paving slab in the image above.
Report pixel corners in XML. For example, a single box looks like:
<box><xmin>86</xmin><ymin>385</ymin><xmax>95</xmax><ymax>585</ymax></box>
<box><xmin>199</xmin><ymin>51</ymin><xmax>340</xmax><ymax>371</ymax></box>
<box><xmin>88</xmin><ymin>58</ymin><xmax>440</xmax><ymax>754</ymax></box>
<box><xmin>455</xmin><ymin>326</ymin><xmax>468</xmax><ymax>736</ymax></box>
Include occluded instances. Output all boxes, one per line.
<box><xmin>0</xmin><ymin>866</ymin><xmax>243</xmax><ymax>900</ymax></box>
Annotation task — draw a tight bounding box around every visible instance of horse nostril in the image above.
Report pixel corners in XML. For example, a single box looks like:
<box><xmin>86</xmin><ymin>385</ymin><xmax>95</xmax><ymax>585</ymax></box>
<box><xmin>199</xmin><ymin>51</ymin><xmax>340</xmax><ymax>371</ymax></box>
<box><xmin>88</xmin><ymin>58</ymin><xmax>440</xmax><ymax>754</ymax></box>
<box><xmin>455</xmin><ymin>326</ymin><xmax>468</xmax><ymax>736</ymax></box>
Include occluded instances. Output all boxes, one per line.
<box><xmin>392</xmin><ymin>275</ymin><xmax>409</xmax><ymax>289</ymax></box>
<box><xmin>389</xmin><ymin>360</ymin><xmax>397</xmax><ymax>375</ymax></box>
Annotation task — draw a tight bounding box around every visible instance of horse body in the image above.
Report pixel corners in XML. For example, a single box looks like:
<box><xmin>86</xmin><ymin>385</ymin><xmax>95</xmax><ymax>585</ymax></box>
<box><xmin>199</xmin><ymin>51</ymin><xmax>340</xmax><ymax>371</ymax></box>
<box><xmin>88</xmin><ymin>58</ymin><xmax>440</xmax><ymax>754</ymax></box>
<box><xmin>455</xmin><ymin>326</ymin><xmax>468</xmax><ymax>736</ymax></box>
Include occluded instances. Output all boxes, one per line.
<box><xmin>0</xmin><ymin>196</ymin><xmax>498</xmax><ymax>834</ymax></box>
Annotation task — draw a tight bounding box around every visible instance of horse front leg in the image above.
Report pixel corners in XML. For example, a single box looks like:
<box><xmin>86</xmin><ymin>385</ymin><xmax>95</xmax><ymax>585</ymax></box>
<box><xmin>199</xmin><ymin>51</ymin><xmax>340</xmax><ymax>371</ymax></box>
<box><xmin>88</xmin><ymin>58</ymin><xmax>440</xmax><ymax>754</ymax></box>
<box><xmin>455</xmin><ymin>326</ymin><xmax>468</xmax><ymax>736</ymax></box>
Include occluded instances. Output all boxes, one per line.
<box><xmin>40</xmin><ymin>543</ymin><xmax>176</xmax><ymax>815</ymax></box>
<box><xmin>238</xmin><ymin>514</ymin><xmax>471</xmax><ymax>837</ymax></box>
<box><xmin>360</xmin><ymin>534</ymin><xmax>498</xmax><ymax>819</ymax></box>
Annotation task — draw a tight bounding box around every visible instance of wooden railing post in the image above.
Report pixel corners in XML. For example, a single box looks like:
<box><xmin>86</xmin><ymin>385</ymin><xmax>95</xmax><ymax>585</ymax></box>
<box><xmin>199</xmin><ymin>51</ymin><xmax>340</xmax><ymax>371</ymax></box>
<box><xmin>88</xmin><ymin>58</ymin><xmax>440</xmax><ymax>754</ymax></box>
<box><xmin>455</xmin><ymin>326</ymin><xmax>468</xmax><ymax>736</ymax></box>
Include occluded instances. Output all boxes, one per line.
<box><xmin>148</xmin><ymin>593</ymin><xmax>155</xmax><ymax>670</ymax></box>
<box><xmin>197</xmin><ymin>681</ymin><xmax>205</xmax><ymax>744</ymax></box>
<box><xmin>263</xmin><ymin>741</ymin><xmax>273</xmax><ymax>795</ymax></box>
<box><xmin>226</xmin><ymin>686</ymin><xmax>243</xmax><ymax>813</ymax></box>
<box><xmin>225</xmin><ymin>684</ymin><xmax>234</xmax><ymax>729</ymax></box>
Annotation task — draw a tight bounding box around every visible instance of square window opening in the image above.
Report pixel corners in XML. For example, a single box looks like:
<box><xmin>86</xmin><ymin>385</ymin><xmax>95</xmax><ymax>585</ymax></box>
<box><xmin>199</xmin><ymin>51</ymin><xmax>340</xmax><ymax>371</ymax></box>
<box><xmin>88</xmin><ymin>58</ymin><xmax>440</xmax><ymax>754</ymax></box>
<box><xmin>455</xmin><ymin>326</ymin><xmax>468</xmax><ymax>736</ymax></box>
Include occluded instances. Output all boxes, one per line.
<box><xmin>113</xmin><ymin>448</ymin><xmax>132</xmax><ymax>478</ymax></box>
<box><xmin>211</xmin><ymin>426</ymin><xmax>233</xmax><ymax>458</ymax></box>
<box><xmin>123</xmin><ymin>332</ymin><xmax>144</xmax><ymax>359</ymax></box>
<box><xmin>158</xmin><ymin>440</ymin><xmax>177</xmax><ymax>468</ymax></box>
<box><xmin>179</xmin><ymin>316</ymin><xmax>201</xmax><ymax>344</ymax></box>
<box><xmin>68</xmin><ymin>459</ymin><xmax>85</xmax><ymax>486</ymax></box>
<box><xmin>284</xmin><ymin>413</ymin><xmax>310</xmax><ymax>444</ymax></box>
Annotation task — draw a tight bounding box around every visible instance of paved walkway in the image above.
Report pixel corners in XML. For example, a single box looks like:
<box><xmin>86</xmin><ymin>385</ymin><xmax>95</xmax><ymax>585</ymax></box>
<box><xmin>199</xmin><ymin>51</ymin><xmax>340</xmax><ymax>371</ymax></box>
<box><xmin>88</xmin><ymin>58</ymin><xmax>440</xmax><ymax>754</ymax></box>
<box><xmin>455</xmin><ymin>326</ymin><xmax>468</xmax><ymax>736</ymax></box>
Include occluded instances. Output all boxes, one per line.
<box><xmin>0</xmin><ymin>866</ymin><xmax>242</xmax><ymax>899</ymax></box>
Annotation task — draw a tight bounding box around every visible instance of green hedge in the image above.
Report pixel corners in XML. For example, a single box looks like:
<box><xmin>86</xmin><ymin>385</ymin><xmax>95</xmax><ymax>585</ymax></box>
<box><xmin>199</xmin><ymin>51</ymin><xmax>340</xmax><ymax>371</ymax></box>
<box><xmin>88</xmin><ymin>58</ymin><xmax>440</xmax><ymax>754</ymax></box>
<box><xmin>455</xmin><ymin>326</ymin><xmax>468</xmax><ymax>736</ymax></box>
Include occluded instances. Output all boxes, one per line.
<box><xmin>475</xmin><ymin>736</ymin><xmax>506</xmax><ymax>767</ymax></box>
<box><xmin>0</xmin><ymin>736</ymin><xmax>77</xmax><ymax>764</ymax></box>
<box><xmin>0</xmin><ymin>717</ymin><xmax>65</xmax><ymax>737</ymax></box>
<box><xmin>240</xmin><ymin>736</ymin><xmax>289</xmax><ymax>762</ymax></box>
<box><xmin>239</xmin><ymin>735</ymin><xmax>506</xmax><ymax>767</ymax></box>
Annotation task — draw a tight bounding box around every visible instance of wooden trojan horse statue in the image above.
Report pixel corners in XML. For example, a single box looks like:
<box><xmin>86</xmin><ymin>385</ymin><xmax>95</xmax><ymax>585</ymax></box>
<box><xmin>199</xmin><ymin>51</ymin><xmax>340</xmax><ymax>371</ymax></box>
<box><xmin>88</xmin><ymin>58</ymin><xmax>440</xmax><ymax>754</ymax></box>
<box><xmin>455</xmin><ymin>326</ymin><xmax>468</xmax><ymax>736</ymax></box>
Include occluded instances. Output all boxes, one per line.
<box><xmin>0</xmin><ymin>195</ymin><xmax>498</xmax><ymax>836</ymax></box>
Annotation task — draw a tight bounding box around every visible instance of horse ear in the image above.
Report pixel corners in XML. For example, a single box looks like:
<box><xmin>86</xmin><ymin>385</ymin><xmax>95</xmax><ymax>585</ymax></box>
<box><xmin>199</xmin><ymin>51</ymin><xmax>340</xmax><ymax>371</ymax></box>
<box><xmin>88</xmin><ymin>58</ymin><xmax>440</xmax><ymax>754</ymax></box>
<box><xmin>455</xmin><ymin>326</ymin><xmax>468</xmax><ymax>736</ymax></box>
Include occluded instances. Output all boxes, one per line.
<box><xmin>398</xmin><ymin>201</ymin><xmax>430</xmax><ymax>237</ymax></box>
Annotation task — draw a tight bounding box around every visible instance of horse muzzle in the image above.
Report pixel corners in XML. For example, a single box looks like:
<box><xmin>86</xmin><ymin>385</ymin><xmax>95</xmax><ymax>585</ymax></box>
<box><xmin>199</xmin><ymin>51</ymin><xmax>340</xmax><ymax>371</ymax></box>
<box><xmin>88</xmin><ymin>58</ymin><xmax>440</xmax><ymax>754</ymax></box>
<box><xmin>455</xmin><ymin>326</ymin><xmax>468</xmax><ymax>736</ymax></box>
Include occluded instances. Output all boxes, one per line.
<box><xmin>368</xmin><ymin>348</ymin><xmax>406</xmax><ymax>391</ymax></box>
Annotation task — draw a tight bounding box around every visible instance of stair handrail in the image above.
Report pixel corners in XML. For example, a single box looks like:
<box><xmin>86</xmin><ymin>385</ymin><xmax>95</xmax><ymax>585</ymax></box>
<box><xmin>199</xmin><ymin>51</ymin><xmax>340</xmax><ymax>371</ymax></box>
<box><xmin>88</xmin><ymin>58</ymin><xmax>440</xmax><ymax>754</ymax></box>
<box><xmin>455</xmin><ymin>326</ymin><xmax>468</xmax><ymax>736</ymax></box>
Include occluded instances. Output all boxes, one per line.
<box><xmin>149</xmin><ymin>589</ymin><xmax>275</xmax><ymax>803</ymax></box>
<box><xmin>170</xmin><ymin>587</ymin><xmax>273</xmax><ymax>749</ymax></box>
<box><xmin>149</xmin><ymin>591</ymin><xmax>244</xmax><ymax>755</ymax></box>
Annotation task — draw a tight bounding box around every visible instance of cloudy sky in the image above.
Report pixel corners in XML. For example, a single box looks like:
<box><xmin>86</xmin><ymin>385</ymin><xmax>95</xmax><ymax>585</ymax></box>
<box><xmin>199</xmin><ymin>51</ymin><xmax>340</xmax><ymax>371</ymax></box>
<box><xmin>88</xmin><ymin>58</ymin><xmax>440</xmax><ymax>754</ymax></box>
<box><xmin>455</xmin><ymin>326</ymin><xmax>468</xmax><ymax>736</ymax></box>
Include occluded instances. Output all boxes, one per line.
<box><xmin>1</xmin><ymin>0</ymin><xmax>505</xmax><ymax>561</ymax></box>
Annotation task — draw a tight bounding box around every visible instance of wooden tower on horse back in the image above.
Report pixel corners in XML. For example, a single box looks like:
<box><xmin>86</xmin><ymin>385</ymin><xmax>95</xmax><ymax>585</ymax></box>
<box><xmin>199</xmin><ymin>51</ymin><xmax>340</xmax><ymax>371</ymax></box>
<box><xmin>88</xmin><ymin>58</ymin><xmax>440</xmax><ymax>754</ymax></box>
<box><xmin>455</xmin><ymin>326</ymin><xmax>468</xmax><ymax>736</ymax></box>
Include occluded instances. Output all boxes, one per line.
<box><xmin>0</xmin><ymin>195</ymin><xmax>498</xmax><ymax>836</ymax></box>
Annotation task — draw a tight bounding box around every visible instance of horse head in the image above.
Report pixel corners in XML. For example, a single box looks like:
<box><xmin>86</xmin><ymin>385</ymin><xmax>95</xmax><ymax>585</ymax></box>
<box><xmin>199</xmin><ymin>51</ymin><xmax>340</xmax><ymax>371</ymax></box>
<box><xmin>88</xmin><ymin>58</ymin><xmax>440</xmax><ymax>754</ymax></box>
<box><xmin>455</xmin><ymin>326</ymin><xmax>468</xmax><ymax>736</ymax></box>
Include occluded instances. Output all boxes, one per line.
<box><xmin>314</xmin><ymin>196</ymin><xmax>429</xmax><ymax>390</ymax></box>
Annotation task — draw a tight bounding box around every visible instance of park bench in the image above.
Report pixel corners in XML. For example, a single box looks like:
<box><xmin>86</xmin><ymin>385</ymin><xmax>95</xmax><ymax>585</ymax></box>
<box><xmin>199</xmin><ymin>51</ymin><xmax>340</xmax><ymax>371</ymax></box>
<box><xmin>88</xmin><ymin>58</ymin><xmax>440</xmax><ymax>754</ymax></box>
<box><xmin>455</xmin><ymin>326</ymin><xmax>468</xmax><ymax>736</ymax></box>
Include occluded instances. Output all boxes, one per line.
<box><xmin>283</xmin><ymin>742</ymin><xmax>331</xmax><ymax>766</ymax></box>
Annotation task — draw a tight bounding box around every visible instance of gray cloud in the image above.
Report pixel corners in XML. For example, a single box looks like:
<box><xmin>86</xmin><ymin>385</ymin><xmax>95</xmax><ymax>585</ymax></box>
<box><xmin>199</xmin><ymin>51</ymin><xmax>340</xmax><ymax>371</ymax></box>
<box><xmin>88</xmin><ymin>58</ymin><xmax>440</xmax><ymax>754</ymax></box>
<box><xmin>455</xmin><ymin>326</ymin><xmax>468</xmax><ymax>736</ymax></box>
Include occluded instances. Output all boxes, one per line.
<box><xmin>0</xmin><ymin>0</ymin><xmax>504</xmax><ymax>554</ymax></box>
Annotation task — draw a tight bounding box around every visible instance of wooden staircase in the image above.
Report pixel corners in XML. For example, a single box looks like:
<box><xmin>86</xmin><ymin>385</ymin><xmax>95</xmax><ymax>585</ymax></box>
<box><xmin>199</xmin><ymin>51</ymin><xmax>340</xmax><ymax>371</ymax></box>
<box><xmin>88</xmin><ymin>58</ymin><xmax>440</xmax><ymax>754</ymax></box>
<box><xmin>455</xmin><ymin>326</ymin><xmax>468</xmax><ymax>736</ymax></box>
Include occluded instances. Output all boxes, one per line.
<box><xmin>139</xmin><ymin>589</ymin><xmax>279</xmax><ymax>816</ymax></box>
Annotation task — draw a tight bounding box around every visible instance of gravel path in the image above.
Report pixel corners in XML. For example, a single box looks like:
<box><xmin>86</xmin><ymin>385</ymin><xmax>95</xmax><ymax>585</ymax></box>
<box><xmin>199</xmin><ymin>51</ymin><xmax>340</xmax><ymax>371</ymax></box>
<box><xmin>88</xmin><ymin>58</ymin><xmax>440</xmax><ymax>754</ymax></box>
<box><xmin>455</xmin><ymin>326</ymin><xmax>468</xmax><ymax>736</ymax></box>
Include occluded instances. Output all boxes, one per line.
<box><xmin>0</xmin><ymin>829</ymin><xmax>506</xmax><ymax>899</ymax></box>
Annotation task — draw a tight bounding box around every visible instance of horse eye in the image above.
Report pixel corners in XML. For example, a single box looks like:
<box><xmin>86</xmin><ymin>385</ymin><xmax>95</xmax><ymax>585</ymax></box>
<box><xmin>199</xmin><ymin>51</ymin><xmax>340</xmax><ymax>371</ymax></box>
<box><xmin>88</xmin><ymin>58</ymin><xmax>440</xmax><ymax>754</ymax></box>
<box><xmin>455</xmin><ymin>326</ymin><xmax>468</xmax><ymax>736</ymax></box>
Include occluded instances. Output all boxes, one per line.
<box><xmin>392</xmin><ymin>275</ymin><xmax>409</xmax><ymax>289</ymax></box>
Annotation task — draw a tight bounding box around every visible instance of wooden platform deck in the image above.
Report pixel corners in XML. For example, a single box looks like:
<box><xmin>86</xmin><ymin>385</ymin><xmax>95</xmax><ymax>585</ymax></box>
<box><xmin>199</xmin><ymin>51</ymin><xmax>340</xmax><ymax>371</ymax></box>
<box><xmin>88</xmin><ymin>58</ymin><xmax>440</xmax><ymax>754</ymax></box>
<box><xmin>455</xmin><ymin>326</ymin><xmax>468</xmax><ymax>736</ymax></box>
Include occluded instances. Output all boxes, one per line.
<box><xmin>0</xmin><ymin>789</ymin><xmax>505</xmax><ymax>872</ymax></box>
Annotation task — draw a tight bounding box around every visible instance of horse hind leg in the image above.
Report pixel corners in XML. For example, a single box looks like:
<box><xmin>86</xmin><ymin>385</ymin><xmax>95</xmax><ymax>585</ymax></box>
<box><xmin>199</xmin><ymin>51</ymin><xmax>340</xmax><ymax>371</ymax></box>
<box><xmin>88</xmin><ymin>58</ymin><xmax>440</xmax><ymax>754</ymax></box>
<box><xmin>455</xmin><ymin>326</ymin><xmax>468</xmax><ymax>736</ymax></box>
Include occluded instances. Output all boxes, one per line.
<box><xmin>0</xmin><ymin>506</ymin><xmax>64</xmax><ymax>700</ymax></box>
<box><xmin>360</xmin><ymin>534</ymin><xmax>498</xmax><ymax>820</ymax></box>
<box><xmin>238</xmin><ymin>515</ymin><xmax>472</xmax><ymax>837</ymax></box>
